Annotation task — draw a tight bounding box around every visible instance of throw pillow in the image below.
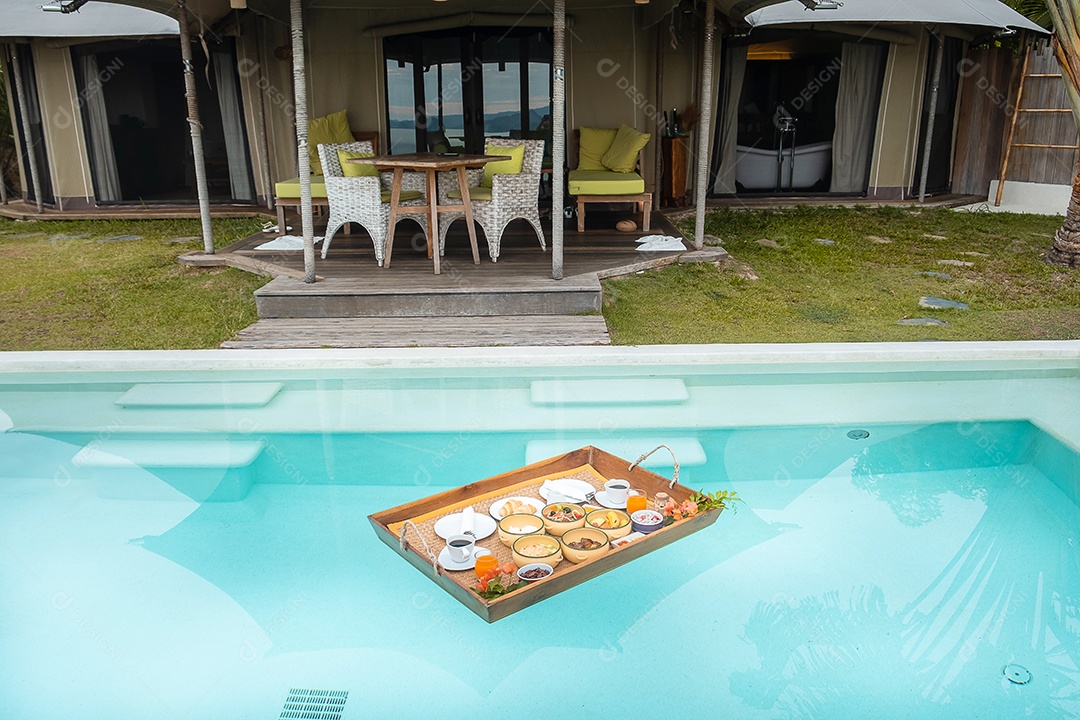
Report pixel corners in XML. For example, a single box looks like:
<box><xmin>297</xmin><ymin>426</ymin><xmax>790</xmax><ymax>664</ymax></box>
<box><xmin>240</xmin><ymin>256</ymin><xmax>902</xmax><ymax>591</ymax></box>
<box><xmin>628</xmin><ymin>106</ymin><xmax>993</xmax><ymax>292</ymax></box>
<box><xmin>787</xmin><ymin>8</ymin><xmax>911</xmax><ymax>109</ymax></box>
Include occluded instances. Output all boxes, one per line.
<box><xmin>481</xmin><ymin>144</ymin><xmax>525</xmax><ymax>188</ymax></box>
<box><xmin>337</xmin><ymin>150</ymin><xmax>377</xmax><ymax>177</ymax></box>
<box><xmin>308</xmin><ymin>109</ymin><xmax>353</xmax><ymax>175</ymax></box>
<box><xmin>601</xmin><ymin>124</ymin><xmax>651</xmax><ymax>173</ymax></box>
<box><xmin>577</xmin><ymin>127</ymin><xmax>618</xmax><ymax>171</ymax></box>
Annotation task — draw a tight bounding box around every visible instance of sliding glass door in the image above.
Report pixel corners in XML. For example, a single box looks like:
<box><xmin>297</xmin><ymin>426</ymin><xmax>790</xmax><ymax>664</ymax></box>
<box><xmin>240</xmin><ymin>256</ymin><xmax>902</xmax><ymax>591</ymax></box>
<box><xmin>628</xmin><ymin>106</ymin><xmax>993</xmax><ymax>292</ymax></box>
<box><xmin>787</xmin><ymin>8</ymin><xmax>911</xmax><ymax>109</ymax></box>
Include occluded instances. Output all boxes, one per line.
<box><xmin>384</xmin><ymin>27</ymin><xmax>552</xmax><ymax>155</ymax></box>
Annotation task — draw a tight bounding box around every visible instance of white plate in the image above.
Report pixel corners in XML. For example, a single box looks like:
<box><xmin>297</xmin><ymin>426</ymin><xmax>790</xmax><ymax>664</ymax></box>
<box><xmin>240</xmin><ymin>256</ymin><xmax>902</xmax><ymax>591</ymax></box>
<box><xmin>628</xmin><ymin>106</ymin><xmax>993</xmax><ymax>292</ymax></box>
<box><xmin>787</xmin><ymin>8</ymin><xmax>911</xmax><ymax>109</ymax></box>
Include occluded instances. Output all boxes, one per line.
<box><xmin>437</xmin><ymin>546</ymin><xmax>492</xmax><ymax>572</ymax></box>
<box><xmin>538</xmin><ymin>479</ymin><xmax>596</xmax><ymax>504</ymax></box>
<box><xmin>488</xmin><ymin>496</ymin><xmax>543</xmax><ymax>520</ymax></box>
<box><xmin>592</xmin><ymin>489</ymin><xmax>628</xmax><ymax>509</ymax></box>
<box><xmin>434</xmin><ymin>512</ymin><xmax>497</xmax><ymax>540</ymax></box>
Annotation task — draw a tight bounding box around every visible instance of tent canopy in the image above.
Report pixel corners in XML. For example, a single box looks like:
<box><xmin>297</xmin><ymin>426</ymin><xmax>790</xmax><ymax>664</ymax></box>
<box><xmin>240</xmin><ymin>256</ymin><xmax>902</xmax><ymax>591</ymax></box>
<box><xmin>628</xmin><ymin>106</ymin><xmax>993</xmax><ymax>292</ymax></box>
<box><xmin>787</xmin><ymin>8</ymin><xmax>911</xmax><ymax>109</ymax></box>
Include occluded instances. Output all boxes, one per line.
<box><xmin>0</xmin><ymin>0</ymin><xmax>178</xmax><ymax>38</ymax></box>
<box><xmin>746</xmin><ymin>0</ymin><xmax>1048</xmax><ymax>36</ymax></box>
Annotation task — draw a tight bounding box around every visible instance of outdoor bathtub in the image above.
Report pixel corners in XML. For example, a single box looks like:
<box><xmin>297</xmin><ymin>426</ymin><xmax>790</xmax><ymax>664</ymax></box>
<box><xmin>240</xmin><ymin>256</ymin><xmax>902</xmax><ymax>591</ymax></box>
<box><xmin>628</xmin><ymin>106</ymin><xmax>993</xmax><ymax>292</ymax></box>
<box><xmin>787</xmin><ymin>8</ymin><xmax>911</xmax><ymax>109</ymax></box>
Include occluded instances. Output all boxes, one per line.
<box><xmin>736</xmin><ymin>140</ymin><xmax>833</xmax><ymax>191</ymax></box>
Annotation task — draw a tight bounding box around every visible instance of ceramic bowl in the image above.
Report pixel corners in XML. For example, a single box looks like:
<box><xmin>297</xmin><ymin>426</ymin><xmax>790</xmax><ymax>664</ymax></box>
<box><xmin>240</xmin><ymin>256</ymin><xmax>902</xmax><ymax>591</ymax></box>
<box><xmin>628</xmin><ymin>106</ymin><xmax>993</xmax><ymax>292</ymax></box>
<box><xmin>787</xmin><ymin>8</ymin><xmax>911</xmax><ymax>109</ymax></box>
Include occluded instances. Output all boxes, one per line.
<box><xmin>630</xmin><ymin>508</ymin><xmax>665</xmax><ymax>534</ymax></box>
<box><xmin>585</xmin><ymin>508</ymin><xmax>632</xmax><ymax>540</ymax></box>
<box><xmin>559</xmin><ymin>527</ymin><xmax>611</xmax><ymax>564</ymax></box>
<box><xmin>497</xmin><ymin>513</ymin><xmax>545</xmax><ymax>547</ymax></box>
<box><xmin>517</xmin><ymin>563</ymin><xmax>554</xmax><ymax>583</ymax></box>
<box><xmin>512</xmin><ymin>534</ymin><xmax>563</xmax><ymax>569</ymax></box>
<box><xmin>540</xmin><ymin>503</ymin><xmax>586</xmax><ymax>537</ymax></box>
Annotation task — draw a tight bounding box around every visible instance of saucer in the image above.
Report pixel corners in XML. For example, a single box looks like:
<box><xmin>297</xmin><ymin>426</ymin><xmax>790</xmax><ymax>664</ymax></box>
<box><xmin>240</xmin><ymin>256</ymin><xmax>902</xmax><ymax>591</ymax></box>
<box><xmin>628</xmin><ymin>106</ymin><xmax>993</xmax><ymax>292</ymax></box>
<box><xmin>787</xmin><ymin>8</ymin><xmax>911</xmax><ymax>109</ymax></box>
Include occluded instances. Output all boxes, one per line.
<box><xmin>592</xmin><ymin>490</ymin><xmax>628</xmax><ymax>509</ymax></box>
<box><xmin>434</xmin><ymin>512</ymin><xmax>497</xmax><ymax>540</ymax></box>
<box><xmin>437</xmin><ymin>546</ymin><xmax>492</xmax><ymax>571</ymax></box>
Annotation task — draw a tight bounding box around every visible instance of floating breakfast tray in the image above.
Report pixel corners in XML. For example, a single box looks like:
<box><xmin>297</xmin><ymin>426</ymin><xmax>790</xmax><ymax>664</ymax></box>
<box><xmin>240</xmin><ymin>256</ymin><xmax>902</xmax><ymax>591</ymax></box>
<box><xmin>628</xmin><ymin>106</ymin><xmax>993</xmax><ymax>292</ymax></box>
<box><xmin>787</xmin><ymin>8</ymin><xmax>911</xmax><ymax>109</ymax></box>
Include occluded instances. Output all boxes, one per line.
<box><xmin>369</xmin><ymin>445</ymin><xmax>724</xmax><ymax>622</ymax></box>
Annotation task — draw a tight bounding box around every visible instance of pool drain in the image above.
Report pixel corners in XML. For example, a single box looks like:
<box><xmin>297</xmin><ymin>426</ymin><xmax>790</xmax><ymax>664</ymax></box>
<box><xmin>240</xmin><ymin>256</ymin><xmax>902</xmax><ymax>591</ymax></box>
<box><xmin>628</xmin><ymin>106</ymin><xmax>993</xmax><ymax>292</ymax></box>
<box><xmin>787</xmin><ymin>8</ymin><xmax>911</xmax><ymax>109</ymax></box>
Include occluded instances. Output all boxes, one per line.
<box><xmin>279</xmin><ymin>688</ymin><xmax>348</xmax><ymax>720</ymax></box>
<box><xmin>1003</xmin><ymin>664</ymin><xmax>1032</xmax><ymax>685</ymax></box>
<box><xmin>847</xmin><ymin>429</ymin><xmax>870</xmax><ymax>440</ymax></box>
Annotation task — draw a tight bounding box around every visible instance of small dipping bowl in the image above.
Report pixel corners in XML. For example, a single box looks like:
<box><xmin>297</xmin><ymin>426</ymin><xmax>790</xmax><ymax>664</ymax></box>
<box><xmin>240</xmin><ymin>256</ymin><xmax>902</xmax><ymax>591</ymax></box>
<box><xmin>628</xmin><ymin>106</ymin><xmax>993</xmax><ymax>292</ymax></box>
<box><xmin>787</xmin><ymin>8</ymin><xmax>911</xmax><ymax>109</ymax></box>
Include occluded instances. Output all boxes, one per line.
<box><xmin>630</xmin><ymin>508</ymin><xmax>665</xmax><ymax>534</ymax></box>
<box><xmin>541</xmin><ymin>503</ymin><xmax>586</xmax><ymax>537</ymax></box>
<box><xmin>512</xmin><ymin>534</ymin><xmax>563</xmax><ymax>569</ymax></box>
<box><xmin>585</xmin><ymin>508</ymin><xmax>632</xmax><ymax>540</ymax></box>
<box><xmin>497</xmin><ymin>513</ymin><xmax>545</xmax><ymax>547</ymax></box>
<box><xmin>560</xmin><ymin>527</ymin><xmax>610</xmax><ymax>564</ymax></box>
<box><xmin>517</xmin><ymin>563</ymin><xmax>554</xmax><ymax>583</ymax></box>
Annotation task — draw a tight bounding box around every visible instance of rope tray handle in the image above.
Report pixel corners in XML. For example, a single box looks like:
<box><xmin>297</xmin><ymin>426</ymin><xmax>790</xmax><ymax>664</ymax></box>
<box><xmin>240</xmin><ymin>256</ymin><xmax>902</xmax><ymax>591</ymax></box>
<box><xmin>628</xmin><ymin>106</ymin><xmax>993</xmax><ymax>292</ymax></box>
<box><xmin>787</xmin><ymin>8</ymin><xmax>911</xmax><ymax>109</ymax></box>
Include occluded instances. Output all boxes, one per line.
<box><xmin>399</xmin><ymin>520</ymin><xmax>441</xmax><ymax>576</ymax></box>
<box><xmin>628</xmin><ymin>444</ymin><xmax>679</xmax><ymax>489</ymax></box>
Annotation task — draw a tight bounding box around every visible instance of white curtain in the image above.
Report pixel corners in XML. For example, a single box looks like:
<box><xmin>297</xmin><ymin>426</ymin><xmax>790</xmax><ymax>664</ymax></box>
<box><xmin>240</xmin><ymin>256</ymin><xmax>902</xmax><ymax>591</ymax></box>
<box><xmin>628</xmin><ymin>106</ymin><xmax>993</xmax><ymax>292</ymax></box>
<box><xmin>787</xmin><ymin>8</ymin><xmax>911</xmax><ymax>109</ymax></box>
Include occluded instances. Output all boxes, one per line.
<box><xmin>81</xmin><ymin>54</ymin><xmax>122</xmax><ymax>202</ymax></box>
<box><xmin>711</xmin><ymin>44</ymin><xmax>748</xmax><ymax>195</ymax></box>
<box><xmin>212</xmin><ymin>53</ymin><xmax>255</xmax><ymax>201</ymax></box>
<box><xmin>830</xmin><ymin>43</ymin><xmax>885</xmax><ymax>194</ymax></box>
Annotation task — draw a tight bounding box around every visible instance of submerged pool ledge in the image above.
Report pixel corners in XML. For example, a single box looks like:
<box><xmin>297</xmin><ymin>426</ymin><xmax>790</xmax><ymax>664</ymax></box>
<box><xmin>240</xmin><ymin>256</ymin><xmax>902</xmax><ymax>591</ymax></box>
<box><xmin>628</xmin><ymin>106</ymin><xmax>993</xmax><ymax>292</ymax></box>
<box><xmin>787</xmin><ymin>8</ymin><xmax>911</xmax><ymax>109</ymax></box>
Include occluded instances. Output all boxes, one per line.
<box><xmin>0</xmin><ymin>340</ymin><xmax>1079</xmax><ymax>375</ymax></box>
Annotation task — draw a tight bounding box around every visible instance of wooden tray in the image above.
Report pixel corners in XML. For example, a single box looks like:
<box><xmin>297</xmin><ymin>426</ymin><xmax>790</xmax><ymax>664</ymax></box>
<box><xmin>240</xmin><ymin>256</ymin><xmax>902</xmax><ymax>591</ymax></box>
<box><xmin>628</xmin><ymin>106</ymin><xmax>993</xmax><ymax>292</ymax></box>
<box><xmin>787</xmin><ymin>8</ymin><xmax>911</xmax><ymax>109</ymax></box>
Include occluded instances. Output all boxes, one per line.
<box><xmin>369</xmin><ymin>446</ymin><xmax>724</xmax><ymax>622</ymax></box>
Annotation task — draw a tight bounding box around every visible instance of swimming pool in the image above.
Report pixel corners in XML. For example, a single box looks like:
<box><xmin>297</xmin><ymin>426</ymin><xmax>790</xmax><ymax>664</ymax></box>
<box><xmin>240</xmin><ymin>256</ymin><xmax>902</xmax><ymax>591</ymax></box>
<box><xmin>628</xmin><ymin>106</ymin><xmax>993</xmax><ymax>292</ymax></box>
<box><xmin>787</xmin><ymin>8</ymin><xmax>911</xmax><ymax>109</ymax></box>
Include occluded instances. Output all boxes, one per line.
<box><xmin>1</xmin><ymin>343</ymin><xmax>1079</xmax><ymax>719</ymax></box>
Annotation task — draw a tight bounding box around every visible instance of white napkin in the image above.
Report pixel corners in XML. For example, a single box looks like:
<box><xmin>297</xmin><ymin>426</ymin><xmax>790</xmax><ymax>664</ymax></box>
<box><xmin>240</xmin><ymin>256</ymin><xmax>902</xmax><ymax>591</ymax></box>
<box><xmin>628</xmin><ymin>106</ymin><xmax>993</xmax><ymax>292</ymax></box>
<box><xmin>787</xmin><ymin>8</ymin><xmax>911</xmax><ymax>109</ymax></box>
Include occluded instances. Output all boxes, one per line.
<box><xmin>459</xmin><ymin>505</ymin><xmax>475</xmax><ymax>535</ymax></box>
<box><xmin>254</xmin><ymin>235</ymin><xmax>324</xmax><ymax>251</ymax></box>
<box><xmin>541</xmin><ymin>480</ymin><xmax>587</xmax><ymax>502</ymax></box>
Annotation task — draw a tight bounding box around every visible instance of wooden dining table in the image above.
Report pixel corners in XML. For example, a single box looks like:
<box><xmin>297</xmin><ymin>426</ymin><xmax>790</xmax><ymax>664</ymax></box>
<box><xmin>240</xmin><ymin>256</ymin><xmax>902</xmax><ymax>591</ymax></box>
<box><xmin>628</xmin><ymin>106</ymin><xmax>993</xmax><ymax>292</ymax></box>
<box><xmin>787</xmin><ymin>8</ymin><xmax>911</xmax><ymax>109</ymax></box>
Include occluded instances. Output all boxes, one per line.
<box><xmin>347</xmin><ymin>152</ymin><xmax>510</xmax><ymax>275</ymax></box>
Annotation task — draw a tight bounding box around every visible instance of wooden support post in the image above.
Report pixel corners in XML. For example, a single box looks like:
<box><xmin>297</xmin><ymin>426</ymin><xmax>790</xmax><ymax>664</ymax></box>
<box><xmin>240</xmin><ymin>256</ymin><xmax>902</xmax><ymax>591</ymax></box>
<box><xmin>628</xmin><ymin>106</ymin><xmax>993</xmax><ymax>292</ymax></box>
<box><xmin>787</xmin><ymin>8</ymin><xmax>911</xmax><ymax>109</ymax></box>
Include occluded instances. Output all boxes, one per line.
<box><xmin>918</xmin><ymin>31</ymin><xmax>944</xmax><ymax>205</ymax></box>
<box><xmin>177</xmin><ymin>1</ymin><xmax>215</xmax><ymax>253</ymax></box>
<box><xmin>693</xmin><ymin>0</ymin><xmax>715</xmax><ymax>250</ymax></box>
<box><xmin>290</xmin><ymin>0</ymin><xmax>316</xmax><ymax>283</ymax></box>
<box><xmin>653</xmin><ymin>21</ymin><xmax>664</xmax><ymax>212</ymax></box>
<box><xmin>551</xmin><ymin>0</ymin><xmax>566</xmax><ymax>280</ymax></box>
<box><xmin>996</xmin><ymin>43</ymin><xmax>1031</xmax><ymax>207</ymax></box>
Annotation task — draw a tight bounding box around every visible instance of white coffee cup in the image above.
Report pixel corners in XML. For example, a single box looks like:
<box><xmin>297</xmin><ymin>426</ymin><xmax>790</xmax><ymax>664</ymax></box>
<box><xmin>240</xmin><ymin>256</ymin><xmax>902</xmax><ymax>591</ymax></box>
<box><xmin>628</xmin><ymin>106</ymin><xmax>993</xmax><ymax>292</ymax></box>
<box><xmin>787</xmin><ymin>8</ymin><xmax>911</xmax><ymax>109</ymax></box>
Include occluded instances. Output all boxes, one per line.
<box><xmin>446</xmin><ymin>533</ymin><xmax>475</xmax><ymax>563</ymax></box>
<box><xmin>604</xmin><ymin>479</ymin><xmax>631</xmax><ymax>505</ymax></box>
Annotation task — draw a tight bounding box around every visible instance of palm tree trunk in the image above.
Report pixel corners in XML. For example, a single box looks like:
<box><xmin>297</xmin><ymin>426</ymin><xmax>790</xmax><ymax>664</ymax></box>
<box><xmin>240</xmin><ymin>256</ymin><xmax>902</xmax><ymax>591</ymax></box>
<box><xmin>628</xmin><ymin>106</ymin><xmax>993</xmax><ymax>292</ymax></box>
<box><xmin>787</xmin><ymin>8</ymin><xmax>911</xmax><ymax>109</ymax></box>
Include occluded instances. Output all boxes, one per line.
<box><xmin>1049</xmin><ymin>156</ymin><xmax>1080</xmax><ymax>266</ymax></box>
<box><xmin>551</xmin><ymin>0</ymin><xmax>565</xmax><ymax>280</ymax></box>
<box><xmin>692</xmin><ymin>0</ymin><xmax>716</xmax><ymax>250</ymax></box>
<box><xmin>177</xmin><ymin>2</ymin><xmax>215</xmax><ymax>254</ymax></box>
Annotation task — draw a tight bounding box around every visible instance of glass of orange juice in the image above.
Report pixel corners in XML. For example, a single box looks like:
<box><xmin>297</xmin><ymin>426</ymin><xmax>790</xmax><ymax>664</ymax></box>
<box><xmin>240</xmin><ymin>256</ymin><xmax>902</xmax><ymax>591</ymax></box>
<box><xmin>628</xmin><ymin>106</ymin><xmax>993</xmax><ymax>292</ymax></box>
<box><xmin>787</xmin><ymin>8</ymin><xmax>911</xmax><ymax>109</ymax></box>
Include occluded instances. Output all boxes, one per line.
<box><xmin>626</xmin><ymin>491</ymin><xmax>647</xmax><ymax>514</ymax></box>
<box><xmin>474</xmin><ymin>554</ymin><xmax>499</xmax><ymax>579</ymax></box>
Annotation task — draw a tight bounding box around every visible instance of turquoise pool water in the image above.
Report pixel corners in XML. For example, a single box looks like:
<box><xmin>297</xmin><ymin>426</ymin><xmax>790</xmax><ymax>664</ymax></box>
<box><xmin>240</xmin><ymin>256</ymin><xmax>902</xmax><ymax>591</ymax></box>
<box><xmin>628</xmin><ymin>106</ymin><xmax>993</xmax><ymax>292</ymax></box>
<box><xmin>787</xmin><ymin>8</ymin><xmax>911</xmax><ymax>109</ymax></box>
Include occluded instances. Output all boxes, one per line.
<box><xmin>1</xmin><ymin>352</ymin><xmax>1079</xmax><ymax>719</ymax></box>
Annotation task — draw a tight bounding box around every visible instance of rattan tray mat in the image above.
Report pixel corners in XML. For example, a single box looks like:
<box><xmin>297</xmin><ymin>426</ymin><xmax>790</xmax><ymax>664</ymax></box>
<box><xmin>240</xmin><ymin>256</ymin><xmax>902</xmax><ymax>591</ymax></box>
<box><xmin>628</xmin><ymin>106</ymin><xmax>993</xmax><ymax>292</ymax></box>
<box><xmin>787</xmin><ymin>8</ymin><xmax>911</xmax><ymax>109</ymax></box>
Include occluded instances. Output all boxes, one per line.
<box><xmin>398</xmin><ymin>464</ymin><xmax>609</xmax><ymax>590</ymax></box>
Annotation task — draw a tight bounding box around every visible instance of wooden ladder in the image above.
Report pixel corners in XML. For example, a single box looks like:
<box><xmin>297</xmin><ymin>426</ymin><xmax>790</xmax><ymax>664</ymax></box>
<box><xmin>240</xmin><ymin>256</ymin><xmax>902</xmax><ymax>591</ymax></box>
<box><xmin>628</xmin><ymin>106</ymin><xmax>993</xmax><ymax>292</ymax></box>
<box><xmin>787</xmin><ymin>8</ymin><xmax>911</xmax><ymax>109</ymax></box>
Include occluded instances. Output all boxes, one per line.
<box><xmin>995</xmin><ymin>45</ymin><xmax>1079</xmax><ymax>206</ymax></box>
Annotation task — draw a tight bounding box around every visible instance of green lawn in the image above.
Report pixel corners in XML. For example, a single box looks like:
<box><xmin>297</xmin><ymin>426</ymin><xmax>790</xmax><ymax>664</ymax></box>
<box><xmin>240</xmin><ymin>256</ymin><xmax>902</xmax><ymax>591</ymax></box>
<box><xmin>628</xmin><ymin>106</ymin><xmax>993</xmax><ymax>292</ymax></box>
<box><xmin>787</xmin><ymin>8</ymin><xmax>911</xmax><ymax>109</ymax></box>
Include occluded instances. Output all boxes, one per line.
<box><xmin>0</xmin><ymin>217</ymin><xmax>265</xmax><ymax>350</ymax></box>
<box><xmin>603</xmin><ymin>206</ymin><xmax>1080</xmax><ymax>344</ymax></box>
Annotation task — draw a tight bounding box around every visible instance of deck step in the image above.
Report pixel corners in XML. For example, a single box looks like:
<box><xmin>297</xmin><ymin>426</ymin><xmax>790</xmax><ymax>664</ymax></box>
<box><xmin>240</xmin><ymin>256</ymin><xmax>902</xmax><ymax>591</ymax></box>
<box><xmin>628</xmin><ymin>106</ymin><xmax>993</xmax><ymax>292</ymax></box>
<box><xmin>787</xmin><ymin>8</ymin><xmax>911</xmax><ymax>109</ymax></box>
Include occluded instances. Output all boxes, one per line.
<box><xmin>530</xmin><ymin>378</ymin><xmax>688</xmax><ymax>406</ymax></box>
<box><xmin>255</xmin><ymin>275</ymin><xmax>602</xmax><ymax>318</ymax></box>
<box><xmin>72</xmin><ymin>439</ymin><xmax>264</xmax><ymax>502</ymax></box>
<box><xmin>525</xmin><ymin>438</ymin><xmax>706</xmax><ymax>467</ymax></box>
<box><xmin>222</xmin><ymin>315</ymin><xmax>610</xmax><ymax>349</ymax></box>
<box><xmin>115</xmin><ymin>382</ymin><xmax>283</xmax><ymax>408</ymax></box>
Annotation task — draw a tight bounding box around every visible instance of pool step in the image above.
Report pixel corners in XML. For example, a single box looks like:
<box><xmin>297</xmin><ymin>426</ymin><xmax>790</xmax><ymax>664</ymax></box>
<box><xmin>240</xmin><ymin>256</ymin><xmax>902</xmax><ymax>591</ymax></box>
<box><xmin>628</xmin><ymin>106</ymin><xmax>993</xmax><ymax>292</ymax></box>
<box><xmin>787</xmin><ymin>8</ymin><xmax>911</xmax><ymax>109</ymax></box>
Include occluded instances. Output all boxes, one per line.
<box><xmin>530</xmin><ymin>378</ymin><xmax>688</xmax><ymax>406</ymax></box>
<box><xmin>72</xmin><ymin>438</ymin><xmax>265</xmax><ymax>502</ymax></box>
<box><xmin>114</xmin><ymin>382</ymin><xmax>283</xmax><ymax>408</ymax></box>
<box><xmin>525</xmin><ymin>438</ymin><xmax>706</xmax><ymax>468</ymax></box>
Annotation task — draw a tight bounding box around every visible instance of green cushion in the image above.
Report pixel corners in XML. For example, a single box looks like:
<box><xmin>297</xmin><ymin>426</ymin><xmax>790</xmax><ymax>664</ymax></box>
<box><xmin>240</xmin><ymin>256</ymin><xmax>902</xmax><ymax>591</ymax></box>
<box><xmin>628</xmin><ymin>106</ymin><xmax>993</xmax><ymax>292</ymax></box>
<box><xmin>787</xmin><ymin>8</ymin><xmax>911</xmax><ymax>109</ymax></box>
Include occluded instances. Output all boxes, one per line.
<box><xmin>308</xmin><ymin>109</ymin><xmax>352</xmax><ymax>175</ymax></box>
<box><xmin>602</xmin><ymin>124</ymin><xmax>650</xmax><ymax>173</ymax></box>
<box><xmin>338</xmin><ymin>150</ymin><xmax>377</xmax><ymax>177</ymax></box>
<box><xmin>447</xmin><ymin>186</ymin><xmax>493</xmax><ymax>202</ymax></box>
<box><xmin>578</xmin><ymin>127</ymin><xmax>618</xmax><ymax>171</ymax></box>
<box><xmin>380</xmin><ymin>189</ymin><xmax>422</xmax><ymax>203</ymax></box>
<box><xmin>481</xmin><ymin>144</ymin><xmax>525</xmax><ymax>188</ymax></box>
<box><xmin>567</xmin><ymin>170</ymin><xmax>645</xmax><ymax>196</ymax></box>
<box><xmin>274</xmin><ymin>176</ymin><xmax>327</xmax><ymax>199</ymax></box>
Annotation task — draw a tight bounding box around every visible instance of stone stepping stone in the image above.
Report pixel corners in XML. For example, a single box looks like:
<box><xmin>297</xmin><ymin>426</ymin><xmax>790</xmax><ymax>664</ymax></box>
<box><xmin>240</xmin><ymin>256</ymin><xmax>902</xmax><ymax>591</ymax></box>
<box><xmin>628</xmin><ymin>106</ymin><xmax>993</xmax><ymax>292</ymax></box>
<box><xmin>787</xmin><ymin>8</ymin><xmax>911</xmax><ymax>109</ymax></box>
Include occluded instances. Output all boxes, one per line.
<box><xmin>919</xmin><ymin>296</ymin><xmax>969</xmax><ymax>311</ymax></box>
<box><xmin>938</xmin><ymin>259</ymin><xmax>974</xmax><ymax>267</ymax></box>
<box><xmin>44</xmin><ymin>234</ymin><xmax>89</xmax><ymax>242</ymax></box>
<box><xmin>923</xmin><ymin>233</ymin><xmax>948</xmax><ymax>240</ymax></box>
<box><xmin>757</xmin><ymin>238</ymin><xmax>781</xmax><ymax>248</ymax></box>
<box><xmin>960</xmin><ymin>251</ymin><xmax>990</xmax><ymax>257</ymax></box>
<box><xmin>702</xmin><ymin>234</ymin><xmax>724</xmax><ymax>246</ymax></box>
<box><xmin>98</xmin><ymin>235</ymin><xmax>142</xmax><ymax>243</ymax></box>
<box><xmin>898</xmin><ymin>318</ymin><xmax>949</xmax><ymax>327</ymax></box>
<box><xmin>813</xmin><ymin>237</ymin><xmax>836</xmax><ymax>246</ymax></box>
<box><xmin>919</xmin><ymin>271</ymin><xmax>953</xmax><ymax>279</ymax></box>
<box><xmin>865</xmin><ymin>235</ymin><xmax>892</xmax><ymax>244</ymax></box>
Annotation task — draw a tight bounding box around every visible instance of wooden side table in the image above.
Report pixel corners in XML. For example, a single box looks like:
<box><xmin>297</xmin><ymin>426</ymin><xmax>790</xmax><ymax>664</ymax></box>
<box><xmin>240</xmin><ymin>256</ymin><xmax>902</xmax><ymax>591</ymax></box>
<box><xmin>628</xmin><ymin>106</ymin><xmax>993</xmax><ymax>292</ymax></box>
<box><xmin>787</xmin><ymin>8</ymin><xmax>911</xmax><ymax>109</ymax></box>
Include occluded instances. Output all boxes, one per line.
<box><xmin>661</xmin><ymin>136</ymin><xmax>688</xmax><ymax>208</ymax></box>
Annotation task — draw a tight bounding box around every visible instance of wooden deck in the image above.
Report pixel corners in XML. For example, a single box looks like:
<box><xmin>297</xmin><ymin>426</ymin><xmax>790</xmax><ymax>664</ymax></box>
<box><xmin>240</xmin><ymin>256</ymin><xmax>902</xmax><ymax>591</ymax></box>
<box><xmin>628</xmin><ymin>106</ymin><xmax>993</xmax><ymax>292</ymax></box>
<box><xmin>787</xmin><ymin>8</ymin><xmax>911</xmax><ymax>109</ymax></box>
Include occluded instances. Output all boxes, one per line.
<box><xmin>184</xmin><ymin>210</ymin><xmax>728</xmax><ymax>348</ymax></box>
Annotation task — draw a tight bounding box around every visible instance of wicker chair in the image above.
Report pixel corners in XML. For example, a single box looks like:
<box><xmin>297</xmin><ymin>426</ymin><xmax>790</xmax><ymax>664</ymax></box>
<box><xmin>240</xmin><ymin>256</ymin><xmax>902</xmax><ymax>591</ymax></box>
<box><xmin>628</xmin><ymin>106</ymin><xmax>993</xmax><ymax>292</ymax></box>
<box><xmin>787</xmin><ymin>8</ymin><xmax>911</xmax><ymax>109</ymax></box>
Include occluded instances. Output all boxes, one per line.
<box><xmin>436</xmin><ymin>138</ymin><xmax>546</xmax><ymax>262</ymax></box>
<box><xmin>317</xmin><ymin>141</ymin><xmax>428</xmax><ymax>264</ymax></box>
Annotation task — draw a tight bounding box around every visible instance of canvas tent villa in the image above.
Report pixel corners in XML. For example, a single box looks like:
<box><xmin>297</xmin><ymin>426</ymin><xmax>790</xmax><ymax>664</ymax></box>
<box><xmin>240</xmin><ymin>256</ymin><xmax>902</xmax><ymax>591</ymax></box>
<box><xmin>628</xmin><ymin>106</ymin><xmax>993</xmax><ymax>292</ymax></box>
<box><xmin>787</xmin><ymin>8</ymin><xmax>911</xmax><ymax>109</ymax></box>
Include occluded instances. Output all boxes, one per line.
<box><xmin>0</xmin><ymin>0</ymin><xmax>1050</xmax><ymax>280</ymax></box>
